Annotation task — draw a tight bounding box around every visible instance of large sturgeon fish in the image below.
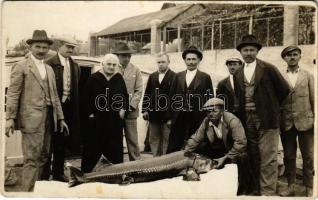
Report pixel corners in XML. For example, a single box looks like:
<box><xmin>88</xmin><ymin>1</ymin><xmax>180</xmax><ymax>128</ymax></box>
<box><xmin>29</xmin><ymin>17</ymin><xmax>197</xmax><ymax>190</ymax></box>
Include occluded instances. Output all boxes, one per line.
<box><xmin>68</xmin><ymin>151</ymin><xmax>217</xmax><ymax>187</ymax></box>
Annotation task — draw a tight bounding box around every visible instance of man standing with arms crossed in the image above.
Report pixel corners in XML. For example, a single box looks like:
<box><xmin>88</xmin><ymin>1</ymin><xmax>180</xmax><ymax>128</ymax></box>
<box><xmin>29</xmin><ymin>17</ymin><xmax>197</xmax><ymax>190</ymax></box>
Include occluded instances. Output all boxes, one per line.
<box><xmin>113</xmin><ymin>42</ymin><xmax>143</xmax><ymax>161</ymax></box>
<box><xmin>5</xmin><ymin>30</ymin><xmax>68</xmax><ymax>191</ymax></box>
<box><xmin>233</xmin><ymin>35</ymin><xmax>290</xmax><ymax>195</ymax></box>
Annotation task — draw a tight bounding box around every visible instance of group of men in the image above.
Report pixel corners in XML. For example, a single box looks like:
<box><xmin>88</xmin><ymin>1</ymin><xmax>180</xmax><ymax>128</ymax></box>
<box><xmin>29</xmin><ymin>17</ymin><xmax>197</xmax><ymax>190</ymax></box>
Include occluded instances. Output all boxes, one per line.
<box><xmin>5</xmin><ymin>29</ymin><xmax>314</xmax><ymax>197</ymax></box>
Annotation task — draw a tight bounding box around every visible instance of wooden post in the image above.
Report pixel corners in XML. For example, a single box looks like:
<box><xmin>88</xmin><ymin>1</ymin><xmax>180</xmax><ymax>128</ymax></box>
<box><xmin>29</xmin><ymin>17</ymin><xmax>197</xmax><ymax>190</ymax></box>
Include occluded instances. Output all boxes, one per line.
<box><xmin>266</xmin><ymin>18</ymin><xmax>270</xmax><ymax>46</ymax></box>
<box><xmin>211</xmin><ymin>21</ymin><xmax>214</xmax><ymax>50</ymax></box>
<box><xmin>234</xmin><ymin>21</ymin><xmax>237</xmax><ymax>48</ymax></box>
<box><xmin>249</xmin><ymin>15</ymin><xmax>253</xmax><ymax>34</ymax></box>
<box><xmin>177</xmin><ymin>24</ymin><xmax>182</xmax><ymax>52</ymax></box>
<box><xmin>201</xmin><ymin>23</ymin><xmax>204</xmax><ymax>50</ymax></box>
<box><xmin>163</xmin><ymin>26</ymin><xmax>167</xmax><ymax>52</ymax></box>
<box><xmin>219</xmin><ymin>20</ymin><xmax>222</xmax><ymax>49</ymax></box>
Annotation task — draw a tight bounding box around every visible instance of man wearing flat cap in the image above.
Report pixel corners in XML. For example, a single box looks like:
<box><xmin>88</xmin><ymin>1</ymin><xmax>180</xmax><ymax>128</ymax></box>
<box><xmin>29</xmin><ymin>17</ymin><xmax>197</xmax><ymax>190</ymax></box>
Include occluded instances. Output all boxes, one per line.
<box><xmin>41</xmin><ymin>36</ymin><xmax>81</xmax><ymax>181</ymax></box>
<box><xmin>185</xmin><ymin>97</ymin><xmax>249</xmax><ymax>194</ymax></box>
<box><xmin>233</xmin><ymin>34</ymin><xmax>290</xmax><ymax>195</ymax></box>
<box><xmin>166</xmin><ymin>46</ymin><xmax>213</xmax><ymax>153</ymax></box>
<box><xmin>216</xmin><ymin>58</ymin><xmax>243</xmax><ymax>116</ymax></box>
<box><xmin>279</xmin><ymin>46</ymin><xmax>314</xmax><ymax>197</ymax></box>
<box><xmin>5</xmin><ymin>30</ymin><xmax>68</xmax><ymax>191</ymax></box>
<box><xmin>113</xmin><ymin>42</ymin><xmax>143</xmax><ymax>161</ymax></box>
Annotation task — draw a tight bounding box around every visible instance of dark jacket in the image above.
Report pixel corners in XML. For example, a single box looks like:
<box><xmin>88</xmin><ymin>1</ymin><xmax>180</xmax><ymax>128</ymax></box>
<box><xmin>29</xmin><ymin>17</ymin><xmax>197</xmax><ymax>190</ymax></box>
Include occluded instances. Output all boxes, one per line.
<box><xmin>142</xmin><ymin>69</ymin><xmax>176</xmax><ymax>122</ymax></box>
<box><xmin>233</xmin><ymin>59</ymin><xmax>290</xmax><ymax>129</ymax></box>
<box><xmin>167</xmin><ymin>70</ymin><xmax>214</xmax><ymax>125</ymax></box>
<box><xmin>46</xmin><ymin>54</ymin><xmax>81</xmax><ymax>152</ymax></box>
<box><xmin>216</xmin><ymin>76</ymin><xmax>239</xmax><ymax>116</ymax></box>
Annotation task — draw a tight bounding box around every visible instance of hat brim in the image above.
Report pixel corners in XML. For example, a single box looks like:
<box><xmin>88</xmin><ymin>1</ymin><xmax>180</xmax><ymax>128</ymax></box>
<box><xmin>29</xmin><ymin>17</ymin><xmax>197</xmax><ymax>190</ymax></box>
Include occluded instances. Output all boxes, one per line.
<box><xmin>112</xmin><ymin>50</ymin><xmax>136</xmax><ymax>54</ymax></box>
<box><xmin>236</xmin><ymin>42</ymin><xmax>262</xmax><ymax>51</ymax></box>
<box><xmin>182</xmin><ymin>50</ymin><xmax>203</xmax><ymax>60</ymax></box>
<box><xmin>26</xmin><ymin>39</ymin><xmax>53</xmax><ymax>45</ymax></box>
<box><xmin>64</xmin><ymin>42</ymin><xmax>78</xmax><ymax>47</ymax></box>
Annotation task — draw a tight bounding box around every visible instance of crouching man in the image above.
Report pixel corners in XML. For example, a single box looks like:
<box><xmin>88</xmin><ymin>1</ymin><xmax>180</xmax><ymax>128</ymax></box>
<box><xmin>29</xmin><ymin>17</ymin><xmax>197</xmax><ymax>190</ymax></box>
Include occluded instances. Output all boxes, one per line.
<box><xmin>184</xmin><ymin>97</ymin><xmax>250</xmax><ymax>195</ymax></box>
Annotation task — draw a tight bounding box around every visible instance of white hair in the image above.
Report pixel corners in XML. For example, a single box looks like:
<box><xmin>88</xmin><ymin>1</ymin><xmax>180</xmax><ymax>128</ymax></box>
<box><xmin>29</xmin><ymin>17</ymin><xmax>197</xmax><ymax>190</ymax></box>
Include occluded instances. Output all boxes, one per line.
<box><xmin>101</xmin><ymin>53</ymin><xmax>119</xmax><ymax>66</ymax></box>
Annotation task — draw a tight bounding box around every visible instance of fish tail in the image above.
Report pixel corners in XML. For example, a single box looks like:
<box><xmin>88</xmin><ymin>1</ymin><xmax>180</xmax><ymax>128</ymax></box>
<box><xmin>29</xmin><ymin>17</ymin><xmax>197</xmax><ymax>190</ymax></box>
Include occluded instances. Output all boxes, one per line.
<box><xmin>67</xmin><ymin>163</ymin><xmax>85</xmax><ymax>187</ymax></box>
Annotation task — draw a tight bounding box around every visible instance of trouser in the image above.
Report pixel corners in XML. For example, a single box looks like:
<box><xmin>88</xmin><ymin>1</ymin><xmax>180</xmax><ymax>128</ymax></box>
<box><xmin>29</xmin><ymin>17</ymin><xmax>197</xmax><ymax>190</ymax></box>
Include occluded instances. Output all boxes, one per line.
<box><xmin>41</xmin><ymin>100</ymin><xmax>71</xmax><ymax>181</ymax></box>
<box><xmin>245</xmin><ymin>110</ymin><xmax>279</xmax><ymax>196</ymax></box>
<box><xmin>124</xmin><ymin>118</ymin><xmax>141</xmax><ymax>161</ymax></box>
<box><xmin>280</xmin><ymin>126</ymin><xmax>313</xmax><ymax>187</ymax></box>
<box><xmin>149</xmin><ymin>121</ymin><xmax>170</xmax><ymax>157</ymax></box>
<box><xmin>21</xmin><ymin>106</ymin><xmax>53</xmax><ymax>192</ymax></box>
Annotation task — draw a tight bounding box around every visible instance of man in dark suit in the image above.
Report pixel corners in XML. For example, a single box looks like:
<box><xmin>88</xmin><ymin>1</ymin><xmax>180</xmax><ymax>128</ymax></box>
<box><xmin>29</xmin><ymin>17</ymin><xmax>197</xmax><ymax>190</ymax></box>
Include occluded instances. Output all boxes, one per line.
<box><xmin>279</xmin><ymin>46</ymin><xmax>314</xmax><ymax>197</ymax></box>
<box><xmin>166</xmin><ymin>46</ymin><xmax>213</xmax><ymax>153</ymax></box>
<box><xmin>233</xmin><ymin>35</ymin><xmax>290</xmax><ymax>195</ymax></box>
<box><xmin>42</xmin><ymin>36</ymin><xmax>81</xmax><ymax>181</ymax></box>
<box><xmin>142</xmin><ymin>52</ymin><xmax>176</xmax><ymax>156</ymax></box>
<box><xmin>216</xmin><ymin>58</ymin><xmax>243</xmax><ymax>116</ymax></box>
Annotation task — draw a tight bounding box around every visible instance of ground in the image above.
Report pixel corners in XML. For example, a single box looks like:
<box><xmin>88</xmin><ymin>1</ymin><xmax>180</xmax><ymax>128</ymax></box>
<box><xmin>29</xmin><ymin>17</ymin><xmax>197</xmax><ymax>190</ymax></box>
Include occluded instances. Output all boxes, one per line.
<box><xmin>4</xmin><ymin>151</ymin><xmax>307</xmax><ymax>197</ymax></box>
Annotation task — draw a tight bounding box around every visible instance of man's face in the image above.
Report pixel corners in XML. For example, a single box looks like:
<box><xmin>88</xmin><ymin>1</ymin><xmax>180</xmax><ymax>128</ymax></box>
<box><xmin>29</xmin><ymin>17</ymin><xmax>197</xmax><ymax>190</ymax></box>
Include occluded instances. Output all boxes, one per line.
<box><xmin>59</xmin><ymin>44</ymin><xmax>75</xmax><ymax>58</ymax></box>
<box><xmin>30</xmin><ymin>42</ymin><xmax>49</xmax><ymax>60</ymax></box>
<box><xmin>117</xmin><ymin>54</ymin><xmax>131</xmax><ymax>67</ymax></box>
<box><xmin>206</xmin><ymin>106</ymin><xmax>223</xmax><ymax>122</ymax></box>
<box><xmin>184</xmin><ymin>53</ymin><xmax>200</xmax><ymax>71</ymax></box>
<box><xmin>226</xmin><ymin>62</ymin><xmax>242</xmax><ymax>75</ymax></box>
<box><xmin>102</xmin><ymin>58</ymin><xmax>117</xmax><ymax>76</ymax></box>
<box><xmin>156</xmin><ymin>55</ymin><xmax>169</xmax><ymax>73</ymax></box>
<box><xmin>240</xmin><ymin>45</ymin><xmax>259</xmax><ymax>63</ymax></box>
<box><xmin>283</xmin><ymin>50</ymin><xmax>301</xmax><ymax>67</ymax></box>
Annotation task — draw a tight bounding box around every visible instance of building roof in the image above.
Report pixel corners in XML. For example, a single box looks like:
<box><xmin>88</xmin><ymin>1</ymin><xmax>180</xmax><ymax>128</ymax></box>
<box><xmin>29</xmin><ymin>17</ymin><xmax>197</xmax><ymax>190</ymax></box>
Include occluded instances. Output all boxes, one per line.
<box><xmin>93</xmin><ymin>4</ymin><xmax>193</xmax><ymax>37</ymax></box>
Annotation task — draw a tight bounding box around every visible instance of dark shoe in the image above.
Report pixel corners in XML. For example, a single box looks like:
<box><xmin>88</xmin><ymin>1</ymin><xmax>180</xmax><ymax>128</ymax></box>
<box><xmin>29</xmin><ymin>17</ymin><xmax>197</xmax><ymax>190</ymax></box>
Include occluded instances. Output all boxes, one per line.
<box><xmin>53</xmin><ymin>175</ymin><xmax>68</xmax><ymax>182</ymax></box>
<box><xmin>305</xmin><ymin>187</ymin><xmax>313</xmax><ymax>197</ymax></box>
<box><xmin>280</xmin><ymin>184</ymin><xmax>295</xmax><ymax>197</ymax></box>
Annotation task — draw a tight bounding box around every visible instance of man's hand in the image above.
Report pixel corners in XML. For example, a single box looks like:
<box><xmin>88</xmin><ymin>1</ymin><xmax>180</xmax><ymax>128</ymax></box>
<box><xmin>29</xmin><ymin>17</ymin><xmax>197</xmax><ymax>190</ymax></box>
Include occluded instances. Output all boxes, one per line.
<box><xmin>59</xmin><ymin>120</ymin><xmax>69</xmax><ymax>136</ymax></box>
<box><xmin>142</xmin><ymin>112</ymin><xmax>149</xmax><ymax>121</ymax></box>
<box><xmin>5</xmin><ymin>119</ymin><xmax>15</xmax><ymax>137</ymax></box>
<box><xmin>119</xmin><ymin>109</ymin><xmax>125</xmax><ymax>119</ymax></box>
<box><xmin>213</xmin><ymin>155</ymin><xmax>228</xmax><ymax>169</ymax></box>
<box><xmin>166</xmin><ymin>120</ymin><xmax>172</xmax><ymax>128</ymax></box>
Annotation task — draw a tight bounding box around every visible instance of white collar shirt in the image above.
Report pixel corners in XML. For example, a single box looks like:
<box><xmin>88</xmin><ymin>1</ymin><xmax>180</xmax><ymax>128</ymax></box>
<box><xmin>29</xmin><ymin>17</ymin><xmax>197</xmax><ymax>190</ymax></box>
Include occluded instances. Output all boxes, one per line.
<box><xmin>58</xmin><ymin>53</ymin><xmax>71</xmax><ymax>102</ymax></box>
<box><xmin>229</xmin><ymin>74</ymin><xmax>234</xmax><ymax>90</ymax></box>
<box><xmin>186</xmin><ymin>69</ymin><xmax>197</xmax><ymax>87</ymax></box>
<box><xmin>208</xmin><ymin>115</ymin><xmax>224</xmax><ymax>139</ymax></box>
<box><xmin>287</xmin><ymin>67</ymin><xmax>300</xmax><ymax>88</ymax></box>
<box><xmin>158</xmin><ymin>69</ymin><xmax>168</xmax><ymax>84</ymax></box>
<box><xmin>243</xmin><ymin>60</ymin><xmax>257</xmax><ymax>83</ymax></box>
<box><xmin>31</xmin><ymin>54</ymin><xmax>46</xmax><ymax>79</ymax></box>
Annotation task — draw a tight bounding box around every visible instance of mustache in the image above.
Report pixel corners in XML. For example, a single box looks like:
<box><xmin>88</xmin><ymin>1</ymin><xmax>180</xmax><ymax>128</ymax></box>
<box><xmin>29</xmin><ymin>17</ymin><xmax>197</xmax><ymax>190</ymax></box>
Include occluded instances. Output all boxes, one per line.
<box><xmin>37</xmin><ymin>53</ymin><xmax>45</xmax><ymax>56</ymax></box>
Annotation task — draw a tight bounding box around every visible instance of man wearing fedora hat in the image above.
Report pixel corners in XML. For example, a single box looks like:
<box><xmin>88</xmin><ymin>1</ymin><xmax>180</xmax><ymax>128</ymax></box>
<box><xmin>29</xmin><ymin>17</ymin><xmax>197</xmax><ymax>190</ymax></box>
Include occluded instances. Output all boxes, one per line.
<box><xmin>113</xmin><ymin>42</ymin><xmax>143</xmax><ymax>161</ymax></box>
<box><xmin>166</xmin><ymin>46</ymin><xmax>213</xmax><ymax>153</ymax></box>
<box><xmin>5</xmin><ymin>30</ymin><xmax>68</xmax><ymax>191</ymax></box>
<box><xmin>216</xmin><ymin>58</ymin><xmax>243</xmax><ymax>116</ymax></box>
<box><xmin>233</xmin><ymin>34</ymin><xmax>290</xmax><ymax>195</ymax></box>
<box><xmin>279</xmin><ymin>46</ymin><xmax>314</xmax><ymax>197</ymax></box>
<box><xmin>41</xmin><ymin>36</ymin><xmax>81</xmax><ymax>182</ymax></box>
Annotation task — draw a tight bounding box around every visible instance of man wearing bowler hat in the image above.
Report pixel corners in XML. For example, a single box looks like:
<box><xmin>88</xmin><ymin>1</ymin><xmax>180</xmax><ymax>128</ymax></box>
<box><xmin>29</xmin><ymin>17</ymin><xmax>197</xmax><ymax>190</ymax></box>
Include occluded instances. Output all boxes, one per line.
<box><xmin>216</xmin><ymin>58</ymin><xmax>243</xmax><ymax>116</ymax></box>
<box><xmin>5</xmin><ymin>30</ymin><xmax>68</xmax><ymax>191</ymax></box>
<box><xmin>279</xmin><ymin>46</ymin><xmax>314</xmax><ymax>197</ymax></box>
<box><xmin>113</xmin><ymin>42</ymin><xmax>143</xmax><ymax>161</ymax></box>
<box><xmin>233</xmin><ymin>35</ymin><xmax>290</xmax><ymax>195</ymax></box>
<box><xmin>41</xmin><ymin>36</ymin><xmax>81</xmax><ymax>181</ymax></box>
<box><xmin>166</xmin><ymin>46</ymin><xmax>213</xmax><ymax>153</ymax></box>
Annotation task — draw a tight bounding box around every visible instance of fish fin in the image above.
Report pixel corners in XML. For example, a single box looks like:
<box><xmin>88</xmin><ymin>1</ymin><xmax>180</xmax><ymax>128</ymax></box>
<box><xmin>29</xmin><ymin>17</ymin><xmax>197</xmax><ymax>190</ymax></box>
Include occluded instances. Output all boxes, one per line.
<box><xmin>119</xmin><ymin>174</ymin><xmax>134</xmax><ymax>186</ymax></box>
<box><xmin>92</xmin><ymin>155</ymin><xmax>113</xmax><ymax>172</ymax></box>
<box><xmin>68</xmin><ymin>165</ymin><xmax>85</xmax><ymax>187</ymax></box>
<box><xmin>183</xmin><ymin>168</ymin><xmax>200</xmax><ymax>181</ymax></box>
<box><xmin>178</xmin><ymin>169</ymin><xmax>187</xmax><ymax>176</ymax></box>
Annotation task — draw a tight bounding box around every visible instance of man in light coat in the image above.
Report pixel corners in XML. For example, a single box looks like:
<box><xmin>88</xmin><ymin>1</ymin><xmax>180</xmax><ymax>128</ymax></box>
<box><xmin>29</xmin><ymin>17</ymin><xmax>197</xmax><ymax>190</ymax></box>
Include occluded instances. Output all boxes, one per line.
<box><xmin>279</xmin><ymin>46</ymin><xmax>314</xmax><ymax>197</ymax></box>
<box><xmin>113</xmin><ymin>42</ymin><xmax>143</xmax><ymax>161</ymax></box>
<box><xmin>5</xmin><ymin>30</ymin><xmax>68</xmax><ymax>191</ymax></box>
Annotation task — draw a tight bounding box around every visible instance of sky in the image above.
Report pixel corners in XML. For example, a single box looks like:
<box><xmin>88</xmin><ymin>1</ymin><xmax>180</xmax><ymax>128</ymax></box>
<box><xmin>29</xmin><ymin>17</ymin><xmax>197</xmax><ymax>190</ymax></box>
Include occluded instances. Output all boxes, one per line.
<box><xmin>2</xmin><ymin>1</ymin><xmax>163</xmax><ymax>47</ymax></box>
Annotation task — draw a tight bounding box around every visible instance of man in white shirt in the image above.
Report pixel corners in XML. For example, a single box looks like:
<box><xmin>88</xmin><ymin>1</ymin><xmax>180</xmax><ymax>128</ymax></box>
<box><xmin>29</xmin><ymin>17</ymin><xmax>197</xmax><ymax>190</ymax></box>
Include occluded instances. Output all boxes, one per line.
<box><xmin>216</xmin><ymin>58</ymin><xmax>243</xmax><ymax>116</ymax></box>
<box><xmin>142</xmin><ymin>52</ymin><xmax>176</xmax><ymax>156</ymax></box>
<box><xmin>42</xmin><ymin>36</ymin><xmax>81</xmax><ymax>181</ymax></box>
<box><xmin>5</xmin><ymin>30</ymin><xmax>67</xmax><ymax>191</ymax></box>
<box><xmin>279</xmin><ymin>46</ymin><xmax>314</xmax><ymax>197</ymax></box>
<box><xmin>166</xmin><ymin>46</ymin><xmax>213</xmax><ymax>153</ymax></box>
<box><xmin>233</xmin><ymin>35</ymin><xmax>290</xmax><ymax>196</ymax></box>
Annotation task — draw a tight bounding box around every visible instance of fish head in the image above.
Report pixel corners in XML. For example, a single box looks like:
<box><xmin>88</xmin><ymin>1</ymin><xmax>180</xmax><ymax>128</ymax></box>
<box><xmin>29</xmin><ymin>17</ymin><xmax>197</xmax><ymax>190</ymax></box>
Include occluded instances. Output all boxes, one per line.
<box><xmin>192</xmin><ymin>154</ymin><xmax>216</xmax><ymax>174</ymax></box>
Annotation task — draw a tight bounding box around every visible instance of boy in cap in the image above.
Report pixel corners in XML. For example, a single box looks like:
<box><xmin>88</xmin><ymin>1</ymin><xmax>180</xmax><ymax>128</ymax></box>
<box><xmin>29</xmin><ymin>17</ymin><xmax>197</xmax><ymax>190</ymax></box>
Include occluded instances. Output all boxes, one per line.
<box><xmin>216</xmin><ymin>58</ymin><xmax>243</xmax><ymax>116</ymax></box>
<box><xmin>279</xmin><ymin>46</ymin><xmax>314</xmax><ymax>197</ymax></box>
<box><xmin>233</xmin><ymin>34</ymin><xmax>290</xmax><ymax>195</ymax></box>
<box><xmin>5</xmin><ymin>30</ymin><xmax>67</xmax><ymax>191</ymax></box>
<box><xmin>42</xmin><ymin>36</ymin><xmax>81</xmax><ymax>181</ymax></box>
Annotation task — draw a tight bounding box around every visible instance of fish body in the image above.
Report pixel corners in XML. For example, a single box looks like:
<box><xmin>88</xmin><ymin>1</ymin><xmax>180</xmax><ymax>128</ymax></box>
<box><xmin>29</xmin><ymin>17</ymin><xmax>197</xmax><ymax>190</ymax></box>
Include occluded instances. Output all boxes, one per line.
<box><xmin>68</xmin><ymin>151</ymin><xmax>216</xmax><ymax>187</ymax></box>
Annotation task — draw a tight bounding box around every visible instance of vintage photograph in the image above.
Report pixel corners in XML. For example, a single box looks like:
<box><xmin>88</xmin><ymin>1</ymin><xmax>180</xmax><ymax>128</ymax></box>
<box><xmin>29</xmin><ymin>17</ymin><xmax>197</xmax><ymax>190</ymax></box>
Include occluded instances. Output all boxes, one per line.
<box><xmin>1</xmin><ymin>1</ymin><xmax>317</xmax><ymax>198</ymax></box>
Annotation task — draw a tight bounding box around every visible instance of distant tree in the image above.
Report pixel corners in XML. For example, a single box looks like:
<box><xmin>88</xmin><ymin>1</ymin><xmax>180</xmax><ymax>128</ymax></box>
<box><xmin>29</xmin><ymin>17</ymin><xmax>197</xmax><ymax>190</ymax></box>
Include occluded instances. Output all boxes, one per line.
<box><xmin>13</xmin><ymin>39</ymin><xmax>28</xmax><ymax>52</ymax></box>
